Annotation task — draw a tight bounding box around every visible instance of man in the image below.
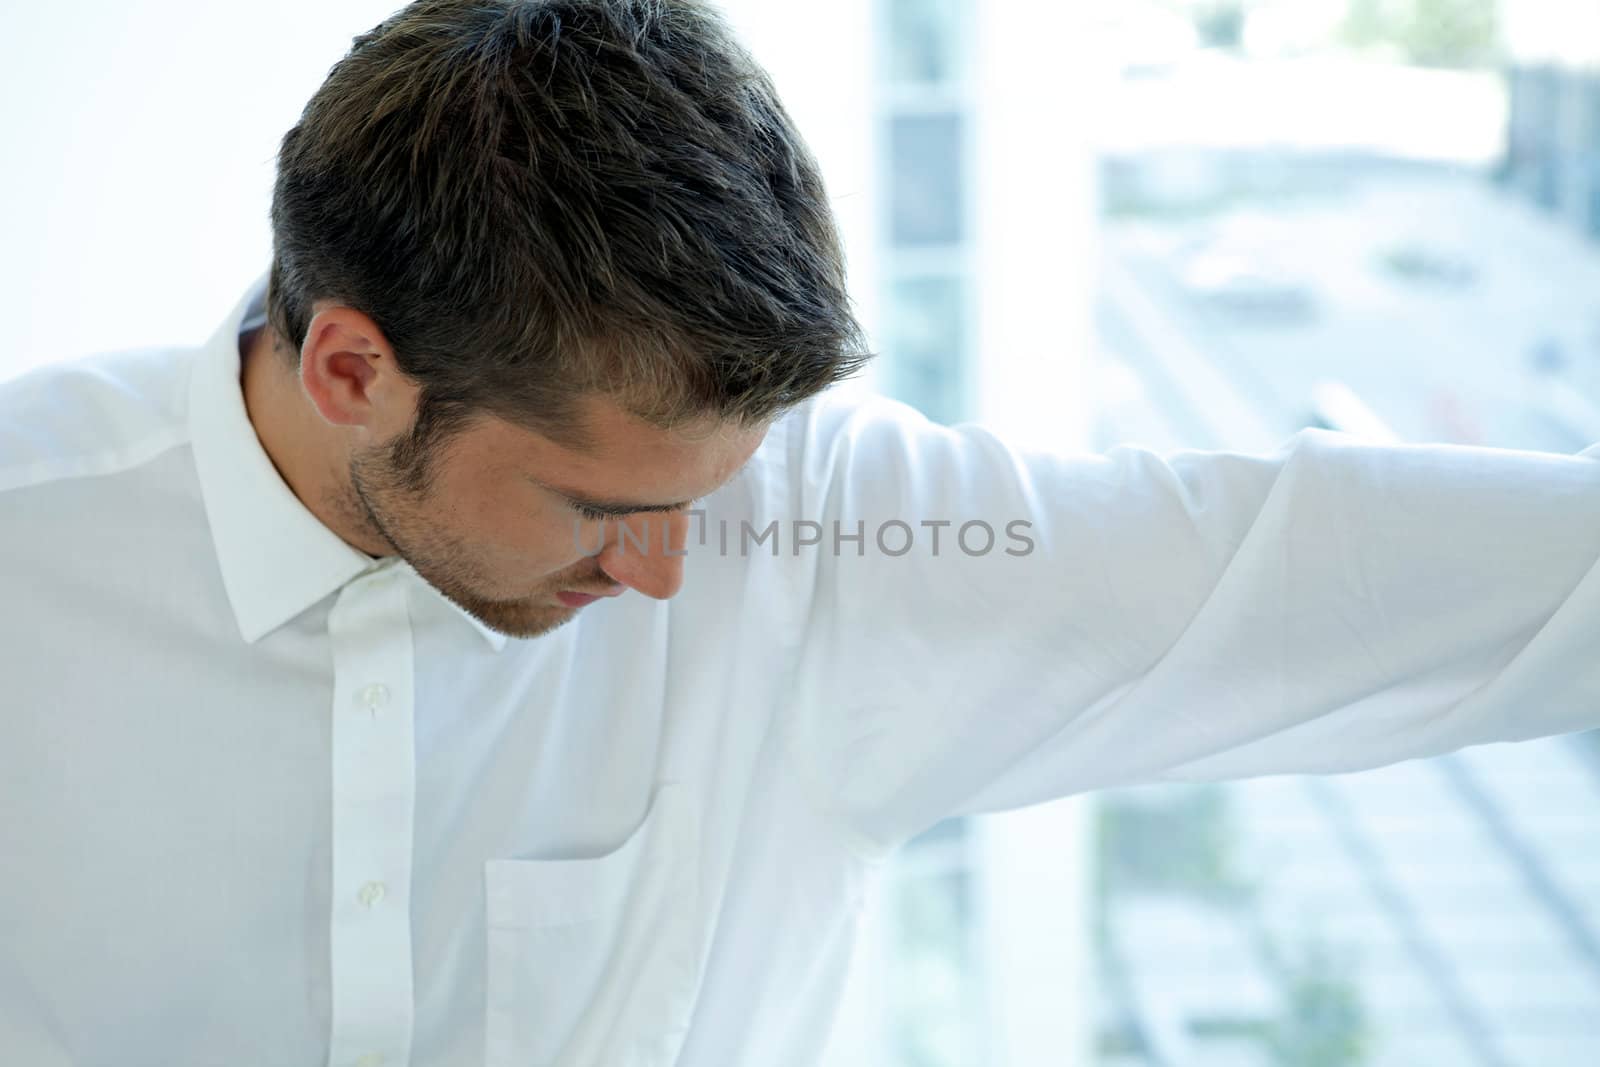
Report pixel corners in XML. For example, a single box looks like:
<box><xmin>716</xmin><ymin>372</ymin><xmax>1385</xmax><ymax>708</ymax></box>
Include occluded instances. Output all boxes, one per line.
<box><xmin>2</xmin><ymin>1</ymin><xmax>1598</xmax><ymax>1064</ymax></box>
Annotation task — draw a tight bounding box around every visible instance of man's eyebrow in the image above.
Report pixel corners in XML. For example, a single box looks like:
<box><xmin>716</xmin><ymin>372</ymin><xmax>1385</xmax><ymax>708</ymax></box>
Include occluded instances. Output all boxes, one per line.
<box><xmin>525</xmin><ymin>475</ymin><xmax>696</xmax><ymax>517</ymax></box>
<box><xmin>525</xmin><ymin>452</ymin><xmax>760</xmax><ymax>517</ymax></box>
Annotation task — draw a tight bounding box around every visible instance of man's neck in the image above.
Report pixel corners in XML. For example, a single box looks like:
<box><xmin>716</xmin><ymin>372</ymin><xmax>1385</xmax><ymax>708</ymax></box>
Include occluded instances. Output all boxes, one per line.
<box><xmin>239</xmin><ymin>324</ymin><xmax>388</xmax><ymax>559</ymax></box>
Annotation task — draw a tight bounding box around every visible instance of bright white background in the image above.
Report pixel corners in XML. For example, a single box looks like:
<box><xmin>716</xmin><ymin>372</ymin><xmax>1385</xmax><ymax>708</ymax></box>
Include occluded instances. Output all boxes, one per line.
<box><xmin>0</xmin><ymin>0</ymin><xmax>889</xmax><ymax>380</ymax></box>
<box><xmin>0</xmin><ymin>2</ymin><xmax>445</xmax><ymax>374</ymax></box>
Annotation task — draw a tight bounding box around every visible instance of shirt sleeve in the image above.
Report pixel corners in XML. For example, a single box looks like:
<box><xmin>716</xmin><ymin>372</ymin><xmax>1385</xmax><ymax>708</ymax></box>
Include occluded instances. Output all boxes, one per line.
<box><xmin>769</xmin><ymin>389</ymin><xmax>1600</xmax><ymax>857</ymax></box>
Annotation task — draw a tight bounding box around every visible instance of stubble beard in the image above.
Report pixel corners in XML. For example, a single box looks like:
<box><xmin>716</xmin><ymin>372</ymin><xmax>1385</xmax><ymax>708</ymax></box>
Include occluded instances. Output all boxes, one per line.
<box><xmin>341</xmin><ymin>446</ymin><xmax>583</xmax><ymax>641</ymax></box>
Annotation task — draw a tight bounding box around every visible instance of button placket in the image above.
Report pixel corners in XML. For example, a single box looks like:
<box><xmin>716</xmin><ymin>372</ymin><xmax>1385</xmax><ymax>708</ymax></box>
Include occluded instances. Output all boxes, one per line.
<box><xmin>327</xmin><ymin>569</ymin><xmax>417</xmax><ymax>1067</ymax></box>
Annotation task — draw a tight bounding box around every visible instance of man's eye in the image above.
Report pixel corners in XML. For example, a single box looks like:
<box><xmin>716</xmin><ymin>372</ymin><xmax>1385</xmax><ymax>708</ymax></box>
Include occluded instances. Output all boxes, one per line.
<box><xmin>574</xmin><ymin>504</ymin><xmax>617</xmax><ymax>522</ymax></box>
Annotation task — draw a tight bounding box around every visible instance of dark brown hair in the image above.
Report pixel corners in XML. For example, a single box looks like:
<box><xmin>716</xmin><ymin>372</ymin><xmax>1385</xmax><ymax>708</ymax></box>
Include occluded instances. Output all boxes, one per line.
<box><xmin>267</xmin><ymin>0</ymin><xmax>869</xmax><ymax>483</ymax></box>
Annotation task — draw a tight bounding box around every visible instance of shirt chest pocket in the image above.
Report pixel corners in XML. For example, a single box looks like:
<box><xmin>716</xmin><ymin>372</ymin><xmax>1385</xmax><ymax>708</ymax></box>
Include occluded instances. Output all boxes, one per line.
<box><xmin>483</xmin><ymin>781</ymin><xmax>701</xmax><ymax>1067</ymax></box>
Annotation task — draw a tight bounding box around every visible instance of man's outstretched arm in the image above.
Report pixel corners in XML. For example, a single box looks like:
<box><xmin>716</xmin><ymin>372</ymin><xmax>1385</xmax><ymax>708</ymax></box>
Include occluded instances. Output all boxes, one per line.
<box><xmin>766</xmin><ymin>390</ymin><xmax>1600</xmax><ymax>858</ymax></box>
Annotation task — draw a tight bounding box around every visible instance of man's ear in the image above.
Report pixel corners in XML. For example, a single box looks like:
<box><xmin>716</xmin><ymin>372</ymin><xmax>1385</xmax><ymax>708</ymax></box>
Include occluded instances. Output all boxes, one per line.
<box><xmin>297</xmin><ymin>304</ymin><xmax>419</xmax><ymax>436</ymax></box>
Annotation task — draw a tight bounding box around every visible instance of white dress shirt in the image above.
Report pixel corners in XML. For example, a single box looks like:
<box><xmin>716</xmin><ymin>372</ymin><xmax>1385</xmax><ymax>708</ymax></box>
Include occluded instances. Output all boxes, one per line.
<box><xmin>3</xmin><ymin>275</ymin><xmax>1600</xmax><ymax>1067</ymax></box>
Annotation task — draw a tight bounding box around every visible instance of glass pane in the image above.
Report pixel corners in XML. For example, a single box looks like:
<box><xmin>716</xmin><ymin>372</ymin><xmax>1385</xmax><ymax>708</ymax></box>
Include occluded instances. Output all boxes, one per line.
<box><xmin>883</xmin><ymin>274</ymin><xmax>967</xmax><ymax>424</ymax></box>
<box><xmin>889</xmin><ymin>113</ymin><xmax>966</xmax><ymax>246</ymax></box>
<box><xmin>886</xmin><ymin>0</ymin><xmax>964</xmax><ymax>87</ymax></box>
<box><xmin>1586</xmin><ymin>74</ymin><xmax>1600</xmax><ymax>239</ymax></box>
<box><xmin>1089</xmin><ymin>7</ymin><xmax>1600</xmax><ymax>1065</ymax></box>
<box><xmin>887</xmin><ymin>868</ymin><xmax>978</xmax><ymax>1067</ymax></box>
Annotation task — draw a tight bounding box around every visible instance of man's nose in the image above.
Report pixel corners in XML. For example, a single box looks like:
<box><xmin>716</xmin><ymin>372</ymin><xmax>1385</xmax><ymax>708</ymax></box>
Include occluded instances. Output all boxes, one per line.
<box><xmin>596</xmin><ymin>511</ymin><xmax>689</xmax><ymax>600</ymax></box>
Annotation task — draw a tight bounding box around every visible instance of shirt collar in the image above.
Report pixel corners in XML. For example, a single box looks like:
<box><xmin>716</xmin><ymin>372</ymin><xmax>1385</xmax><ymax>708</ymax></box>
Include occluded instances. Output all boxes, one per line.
<box><xmin>188</xmin><ymin>272</ymin><xmax>509</xmax><ymax>653</ymax></box>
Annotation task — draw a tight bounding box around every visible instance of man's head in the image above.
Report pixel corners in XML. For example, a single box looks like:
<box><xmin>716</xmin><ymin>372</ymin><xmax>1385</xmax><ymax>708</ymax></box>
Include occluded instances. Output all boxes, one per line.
<box><xmin>259</xmin><ymin>0</ymin><xmax>868</xmax><ymax>638</ymax></box>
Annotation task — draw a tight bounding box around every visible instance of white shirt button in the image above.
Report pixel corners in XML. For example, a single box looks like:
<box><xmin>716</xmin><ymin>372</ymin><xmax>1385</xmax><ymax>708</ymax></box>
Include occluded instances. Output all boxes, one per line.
<box><xmin>354</xmin><ymin>1054</ymin><xmax>384</xmax><ymax>1067</ymax></box>
<box><xmin>356</xmin><ymin>881</ymin><xmax>387</xmax><ymax>908</ymax></box>
<box><xmin>356</xmin><ymin>683</ymin><xmax>390</xmax><ymax>714</ymax></box>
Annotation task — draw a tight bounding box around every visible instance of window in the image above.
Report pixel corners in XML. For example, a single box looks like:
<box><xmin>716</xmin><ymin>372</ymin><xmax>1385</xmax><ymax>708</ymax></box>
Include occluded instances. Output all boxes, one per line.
<box><xmin>875</xmin><ymin>0</ymin><xmax>974</xmax><ymax>425</ymax></box>
<box><xmin>1089</xmin><ymin>3</ymin><xmax>1600</xmax><ymax>1063</ymax></box>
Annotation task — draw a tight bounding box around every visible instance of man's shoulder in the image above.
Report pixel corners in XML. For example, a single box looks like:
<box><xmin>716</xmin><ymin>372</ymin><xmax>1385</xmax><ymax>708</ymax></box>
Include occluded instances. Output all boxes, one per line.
<box><xmin>761</xmin><ymin>383</ymin><xmax>959</xmax><ymax>487</ymax></box>
<box><xmin>0</xmin><ymin>345</ymin><xmax>196</xmax><ymax>495</ymax></box>
<box><xmin>767</xmin><ymin>384</ymin><xmax>944</xmax><ymax>462</ymax></box>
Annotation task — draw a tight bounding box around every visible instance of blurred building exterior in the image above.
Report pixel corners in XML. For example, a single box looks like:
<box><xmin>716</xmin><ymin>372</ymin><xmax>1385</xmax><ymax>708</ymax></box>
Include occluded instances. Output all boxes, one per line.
<box><xmin>1087</xmin><ymin>3</ymin><xmax>1600</xmax><ymax>1065</ymax></box>
<box><xmin>1501</xmin><ymin>0</ymin><xmax>1600</xmax><ymax>239</ymax></box>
